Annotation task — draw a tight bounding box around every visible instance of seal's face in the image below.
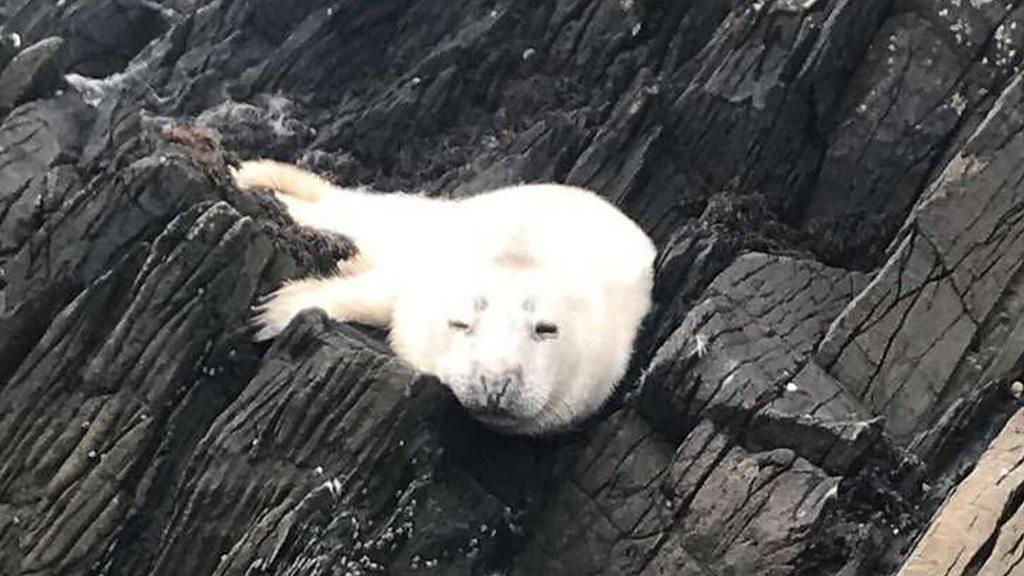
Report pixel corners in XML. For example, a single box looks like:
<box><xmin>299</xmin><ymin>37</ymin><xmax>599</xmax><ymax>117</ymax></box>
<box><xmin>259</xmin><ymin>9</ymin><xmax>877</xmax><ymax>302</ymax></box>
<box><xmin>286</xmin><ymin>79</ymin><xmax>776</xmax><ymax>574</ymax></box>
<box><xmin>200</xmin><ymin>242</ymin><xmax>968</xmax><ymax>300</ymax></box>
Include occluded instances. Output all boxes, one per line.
<box><xmin>431</xmin><ymin>273</ymin><xmax>587</xmax><ymax>434</ymax></box>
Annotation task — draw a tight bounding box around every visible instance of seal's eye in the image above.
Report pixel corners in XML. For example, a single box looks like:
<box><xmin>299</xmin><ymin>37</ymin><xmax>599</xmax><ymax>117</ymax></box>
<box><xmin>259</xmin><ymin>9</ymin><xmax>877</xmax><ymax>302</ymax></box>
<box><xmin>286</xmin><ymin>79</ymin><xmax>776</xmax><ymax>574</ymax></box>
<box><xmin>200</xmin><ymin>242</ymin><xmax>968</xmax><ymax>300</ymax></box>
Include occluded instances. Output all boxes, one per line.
<box><xmin>534</xmin><ymin>322</ymin><xmax>559</xmax><ymax>339</ymax></box>
<box><xmin>448</xmin><ymin>319</ymin><xmax>471</xmax><ymax>331</ymax></box>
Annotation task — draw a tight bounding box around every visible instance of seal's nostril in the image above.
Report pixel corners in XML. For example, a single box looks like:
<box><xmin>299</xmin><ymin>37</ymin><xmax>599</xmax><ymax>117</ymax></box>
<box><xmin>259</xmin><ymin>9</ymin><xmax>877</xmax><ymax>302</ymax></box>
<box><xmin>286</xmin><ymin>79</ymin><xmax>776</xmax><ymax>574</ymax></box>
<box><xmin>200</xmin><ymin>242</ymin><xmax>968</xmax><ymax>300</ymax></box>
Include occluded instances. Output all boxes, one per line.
<box><xmin>475</xmin><ymin>372</ymin><xmax>520</xmax><ymax>412</ymax></box>
<box><xmin>486</xmin><ymin>391</ymin><xmax>501</xmax><ymax>409</ymax></box>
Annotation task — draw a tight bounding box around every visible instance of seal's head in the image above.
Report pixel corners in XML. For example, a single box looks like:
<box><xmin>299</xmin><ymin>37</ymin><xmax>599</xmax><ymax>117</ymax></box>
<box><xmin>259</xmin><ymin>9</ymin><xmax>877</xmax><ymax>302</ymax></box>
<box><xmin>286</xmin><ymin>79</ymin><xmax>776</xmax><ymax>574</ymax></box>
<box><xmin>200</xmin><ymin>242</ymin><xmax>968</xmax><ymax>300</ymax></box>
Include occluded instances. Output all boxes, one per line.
<box><xmin>435</xmin><ymin>287</ymin><xmax>583</xmax><ymax>433</ymax></box>
<box><xmin>391</xmin><ymin>266</ymin><xmax>628</xmax><ymax>435</ymax></box>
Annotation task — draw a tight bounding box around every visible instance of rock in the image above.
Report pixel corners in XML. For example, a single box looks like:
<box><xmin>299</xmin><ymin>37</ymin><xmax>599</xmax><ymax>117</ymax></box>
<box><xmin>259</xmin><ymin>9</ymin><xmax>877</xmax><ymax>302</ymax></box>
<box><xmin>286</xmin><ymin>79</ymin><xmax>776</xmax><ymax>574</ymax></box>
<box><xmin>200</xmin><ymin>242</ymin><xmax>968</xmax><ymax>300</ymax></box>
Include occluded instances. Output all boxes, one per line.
<box><xmin>0</xmin><ymin>36</ymin><xmax>66</xmax><ymax>114</ymax></box>
<box><xmin>0</xmin><ymin>92</ymin><xmax>92</xmax><ymax>213</ymax></box>
<box><xmin>514</xmin><ymin>414</ymin><xmax>841</xmax><ymax>575</ymax></box>
<box><xmin>0</xmin><ymin>93</ymin><xmax>94</xmax><ymax>376</ymax></box>
<box><xmin>898</xmin><ymin>409</ymin><xmax>1024</xmax><ymax>576</ymax></box>
<box><xmin>800</xmin><ymin>2</ymin><xmax>1024</xmax><ymax>268</ymax></box>
<box><xmin>0</xmin><ymin>30</ymin><xmax>20</xmax><ymax>70</ymax></box>
<box><xmin>57</xmin><ymin>0</ymin><xmax>169</xmax><ymax>77</ymax></box>
<box><xmin>0</xmin><ymin>0</ymin><xmax>52</xmax><ymax>51</ymax></box>
<box><xmin>144</xmin><ymin>312</ymin><xmax>524</xmax><ymax>576</ymax></box>
<box><xmin>195</xmin><ymin>95</ymin><xmax>315</xmax><ymax>160</ymax></box>
<box><xmin>817</xmin><ymin>71</ymin><xmax>1024</xmax><ymax>453</ymax></box>
<box><xmin>0</xmin><ymin>0</ymin><xmax>170</xmax><ymax>78</ymax></box>
<box><xmin>0</xmin><ymin>0</ymin><xmax>1021</xmax><ymax>574</ymax></box>
<box><xmin>0</xmin><ymin>200</ymin><xmax>272</xmax><ymax>575</ymax></box>
<box><xmin>640</xmin><ymin>253</ymin><xmax>870</xmax><ymax>451</ymax></box>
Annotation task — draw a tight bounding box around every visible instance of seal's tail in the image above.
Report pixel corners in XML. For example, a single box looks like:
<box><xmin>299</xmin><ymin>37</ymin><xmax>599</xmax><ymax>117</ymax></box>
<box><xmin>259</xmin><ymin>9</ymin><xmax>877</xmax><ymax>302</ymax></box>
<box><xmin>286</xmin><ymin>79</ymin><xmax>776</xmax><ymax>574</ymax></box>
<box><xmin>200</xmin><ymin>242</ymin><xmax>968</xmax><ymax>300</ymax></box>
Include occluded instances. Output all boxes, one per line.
<box><xmin>231</xmin><ymin>159</ymin><xmax>336</xmax><ymax>202</ymax></box>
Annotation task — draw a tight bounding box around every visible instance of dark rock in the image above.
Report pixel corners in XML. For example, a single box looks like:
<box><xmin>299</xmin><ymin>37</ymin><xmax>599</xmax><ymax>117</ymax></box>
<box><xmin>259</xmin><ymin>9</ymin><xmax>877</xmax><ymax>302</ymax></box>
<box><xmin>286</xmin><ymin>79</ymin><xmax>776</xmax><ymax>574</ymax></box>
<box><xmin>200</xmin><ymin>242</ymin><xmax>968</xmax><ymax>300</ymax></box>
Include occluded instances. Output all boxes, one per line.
<box><xmin>0</xmin><ymin>0</ymin><xmax>171</xmax><ymax>78</ymax></box>
<box><xmin>0</xmin><ymin>0</ymin><xmax>53</xmax><ymax>51</ymax></box>
<box><xmin>639</xmin><ymin>253</ymin><xmax>874</xmax><ymax>470</ymax></box>
<box><xmin>0</xmin><ymin>0</ymin><xmax>1022</xmax><ymax>575</ymax></box>
<box><xmin>514</xmin><ymin>413</ymin><xmax>842</xmax><ymax>576</ymax></box>
<box><xmin>57</xmin><ymin>0</ymin><xmax>170</xmax><ymax>77</ymax></box>
<box><xmin>0</xmin><ymin>92</ymin><xmax>92</xmax><ymax>214</ymax></box>
<box><xmin>817</xmin><ymin>71</ymin><xmax>1024</xmax><ymax>452</ymax></box>
<box><xmin>796</xmin><ymin>6</ymin><xmax>1022</xmax><ymax>268</ymax></box>
<box><xmin>0</xmin><ymin>200</ymin><xmax>272</xmax><ymax>575</ymax></box>
<box><xmin>0</xmin><ymin>36</ymin><xmax>67</xmax><ymax>114</ymax></box>
<box><xmin>0</xmin><ymin>94</ymin><xmax>94</xmax><ymax>375</ymax></box>
<box><xmin>143</xmin><ymin>311</ymin><xmax>537</xmax><ymax>576</ymax></box>
<box><xmin>196</xmin><ymin>94</ymin><xmax>316</xmax><ymax>160</ymax></box>
<box><xmin>0</xmin><ymin>30</ymin><xmax>19</xmax><ymax>70</ymax></box>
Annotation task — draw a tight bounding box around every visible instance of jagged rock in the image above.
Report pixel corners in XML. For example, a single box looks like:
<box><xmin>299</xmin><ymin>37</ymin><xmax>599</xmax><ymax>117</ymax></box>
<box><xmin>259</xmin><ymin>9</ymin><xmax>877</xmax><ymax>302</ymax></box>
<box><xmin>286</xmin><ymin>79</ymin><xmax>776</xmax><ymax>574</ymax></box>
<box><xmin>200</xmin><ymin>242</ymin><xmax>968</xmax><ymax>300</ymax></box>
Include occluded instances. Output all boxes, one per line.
<box><xmin>0</xmin><ymin>0</ymin><xmax>1022</xmax><ymax>575</ymax></box>
<box><xmin>0</xmin><ymin>0</ymin><xmax>170</xmax><ymax>78</ymax></box>
<box><xmin>195</xmin><ymin>95</ymin><xmax>316</xmax><ymax>160</ymax></box>
<box><xmin>640</xmin><ymin>254</ymin><xmax>870</xmax><ymax>450</ymax></box>
<box><xmin>801</xmin><ymin>1</ymin><xmax>1024</xmax><ymax>267</ymax></box>
<box><xmin>513</xmin><ymin>413</ymin><xmax>842</xmax><ymax>575</ymax></box>
<box><xmin>816</xmin><ymin>71</ymin><xmax>1024</xmax><ymax>454</ymax></box>
<box><xmin>0</xmin><ymin>93</ymin><xmax>94</xmax><ymax>372</ymax></box>
<box><xmin>0</xmin><ymin>36</ymin><xmax>66</xmax><ymax>114</ymax></box>
<box><xmin>54</xmin><ymin>0</ymin><xmax>169</xmax><ymax>77</ymax></box>
<box><xmin>898</xmin><ymin>408</ymin><xmax>1024</xmax><ymax>576</ymax></box>
<box><xmin>0</xmin><ymin>30</ymin><xmax>19</xmax><ymax>70</ymax></box>
<box><xmin>0</xmin><ymin>200</ymin><xmax>271</xmax><ymax>575</ymax></box>
<box><xmin>145</xmin><ymin>312</ymin><xmax>535</xmax><ymax>576</ymax></box>
<box><xmin>0</xmin><ymin>92</ymin><xmax>92</xmax><ymax>219</ymax></box>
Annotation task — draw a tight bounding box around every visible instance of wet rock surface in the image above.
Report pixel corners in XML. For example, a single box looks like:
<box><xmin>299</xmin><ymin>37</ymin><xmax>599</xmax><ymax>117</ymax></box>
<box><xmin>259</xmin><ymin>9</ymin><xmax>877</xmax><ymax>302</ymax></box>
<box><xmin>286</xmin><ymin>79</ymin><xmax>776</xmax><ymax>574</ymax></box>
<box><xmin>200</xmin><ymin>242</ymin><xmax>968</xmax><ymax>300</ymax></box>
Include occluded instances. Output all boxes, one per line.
<box><xmin>0</xmin><ymin>35</ymin><xmax>66</xmax><ymax>113</ymax></box>
<box><xmin>0</xmin><ymin>0</ymin><xmax>1022</xmax><ymax>575</ymax></box>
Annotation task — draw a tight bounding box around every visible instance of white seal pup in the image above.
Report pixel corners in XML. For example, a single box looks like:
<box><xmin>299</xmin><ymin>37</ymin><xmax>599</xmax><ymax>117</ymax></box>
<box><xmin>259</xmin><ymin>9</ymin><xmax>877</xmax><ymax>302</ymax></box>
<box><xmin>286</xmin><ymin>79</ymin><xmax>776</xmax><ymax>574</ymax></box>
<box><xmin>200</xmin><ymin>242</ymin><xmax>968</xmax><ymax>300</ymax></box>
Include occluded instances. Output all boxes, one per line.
<box><xmin>232</xmin><ymin>160</ymin><xmax>656</xmax><ymax>434</ymax></box>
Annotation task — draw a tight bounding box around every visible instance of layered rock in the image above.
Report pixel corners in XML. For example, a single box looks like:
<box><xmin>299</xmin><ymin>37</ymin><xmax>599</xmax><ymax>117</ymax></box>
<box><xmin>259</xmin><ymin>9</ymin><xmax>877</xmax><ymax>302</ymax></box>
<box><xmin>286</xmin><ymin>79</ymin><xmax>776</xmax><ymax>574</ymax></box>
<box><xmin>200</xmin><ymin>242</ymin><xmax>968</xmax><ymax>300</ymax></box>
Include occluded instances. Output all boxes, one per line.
<box><xmin>0</xmin><ymin>0</ymin><xmax>1022</xmax><ymax>574</ymax></box>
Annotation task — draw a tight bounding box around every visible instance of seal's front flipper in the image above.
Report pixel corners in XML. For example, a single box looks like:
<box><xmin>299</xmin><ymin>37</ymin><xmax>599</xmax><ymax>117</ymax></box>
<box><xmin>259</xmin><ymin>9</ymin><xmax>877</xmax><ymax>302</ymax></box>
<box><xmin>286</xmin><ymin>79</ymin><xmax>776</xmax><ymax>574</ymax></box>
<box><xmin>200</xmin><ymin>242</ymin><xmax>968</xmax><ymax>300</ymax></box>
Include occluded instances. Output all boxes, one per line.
<box><xmin>252</xmin><ymin>270</ymin><xmax>396</xmax><ymax>340</ymax></box>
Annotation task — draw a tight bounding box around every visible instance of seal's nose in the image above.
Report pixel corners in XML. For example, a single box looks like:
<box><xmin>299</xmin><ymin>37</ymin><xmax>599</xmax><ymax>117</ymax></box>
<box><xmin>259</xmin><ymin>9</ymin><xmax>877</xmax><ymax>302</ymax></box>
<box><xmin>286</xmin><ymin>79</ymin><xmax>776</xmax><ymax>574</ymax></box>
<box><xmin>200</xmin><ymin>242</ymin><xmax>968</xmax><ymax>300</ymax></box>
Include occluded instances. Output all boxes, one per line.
<box><xmin>476</xmin><ymin>369</ymin><xmax>522</xmax><ymax>412</ymax></box>
<box><xmin>485</xmin><ymin>374</ymin><xmax>514</xmax><ymax>409</ymax></box>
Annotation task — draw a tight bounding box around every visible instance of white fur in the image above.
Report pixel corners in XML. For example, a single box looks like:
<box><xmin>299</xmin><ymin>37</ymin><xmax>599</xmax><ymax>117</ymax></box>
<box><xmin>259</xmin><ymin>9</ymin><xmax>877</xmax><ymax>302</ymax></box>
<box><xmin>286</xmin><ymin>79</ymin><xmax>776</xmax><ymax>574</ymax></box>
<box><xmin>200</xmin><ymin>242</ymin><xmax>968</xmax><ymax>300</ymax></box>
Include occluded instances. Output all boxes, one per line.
<box><xmin>233</xmin><ymin>160</ymin><xmax>655</xmax><ymax>434</ymax></box>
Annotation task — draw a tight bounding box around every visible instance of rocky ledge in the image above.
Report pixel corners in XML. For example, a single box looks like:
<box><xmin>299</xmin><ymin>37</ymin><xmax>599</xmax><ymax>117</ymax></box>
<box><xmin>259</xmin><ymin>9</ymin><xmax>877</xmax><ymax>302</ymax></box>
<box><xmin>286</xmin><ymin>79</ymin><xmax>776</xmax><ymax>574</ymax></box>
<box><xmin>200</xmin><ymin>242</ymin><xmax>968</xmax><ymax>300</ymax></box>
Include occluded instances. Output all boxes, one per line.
<box><xmin>0</xmin><ymin>0</ymin><xmax>1023</xmax><ymax>575</ymax></box>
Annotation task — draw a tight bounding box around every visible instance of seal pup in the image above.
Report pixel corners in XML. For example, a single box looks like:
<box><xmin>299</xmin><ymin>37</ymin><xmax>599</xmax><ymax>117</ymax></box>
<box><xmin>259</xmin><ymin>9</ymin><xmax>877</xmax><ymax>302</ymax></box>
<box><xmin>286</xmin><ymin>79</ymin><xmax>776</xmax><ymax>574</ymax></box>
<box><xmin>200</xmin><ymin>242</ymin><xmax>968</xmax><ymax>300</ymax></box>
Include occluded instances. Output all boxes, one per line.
<box><xmin>233</xmin><ymin>160</ymin><xmax>656</xmax><ymax>434</ymax></box>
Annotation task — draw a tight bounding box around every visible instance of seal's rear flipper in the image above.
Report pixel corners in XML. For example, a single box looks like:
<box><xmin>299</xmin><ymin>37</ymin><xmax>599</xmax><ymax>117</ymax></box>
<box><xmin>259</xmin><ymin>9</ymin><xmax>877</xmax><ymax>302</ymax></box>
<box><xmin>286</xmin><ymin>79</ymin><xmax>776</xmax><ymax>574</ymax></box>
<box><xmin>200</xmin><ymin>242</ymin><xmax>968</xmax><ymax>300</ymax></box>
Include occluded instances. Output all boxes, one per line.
<box><xmin>232</xmin><ymin>159</ymin><xmax>336</xmax><ymax>202</ymax></box>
